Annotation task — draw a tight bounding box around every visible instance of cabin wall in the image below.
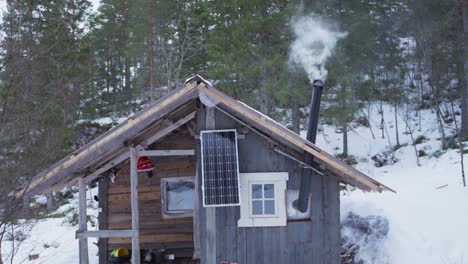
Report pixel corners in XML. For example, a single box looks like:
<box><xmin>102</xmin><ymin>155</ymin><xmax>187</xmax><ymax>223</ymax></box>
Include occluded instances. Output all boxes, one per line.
<box><xmin>197</xmin><ymin>108</ymin><xmax>340</xmax><ymax>264</ymax></box>
<box><xmin>104</xmin><ymin>128</ymin><xmax>196</xmax><ymax>252</ymax></box>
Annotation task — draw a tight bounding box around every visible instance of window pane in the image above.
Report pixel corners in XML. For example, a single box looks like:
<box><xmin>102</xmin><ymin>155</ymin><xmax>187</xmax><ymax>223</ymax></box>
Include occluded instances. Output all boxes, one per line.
<box><xmin>264</xmin><ymin>184</ymin><xmax>274</xmax><ymax>198</ymax></box>
<box><xmin>166</xmin><ymin>181</ymin><xmax>195</xmax><ymax>211</ymax></box>
<box><xmin>264</xmin><ymin>200</ymin><xmax>275</xmax><ymax>215</ymax></box>
<box><xmin>252</xmin><ymin>200</ymin><xmax>263</xmax><ymax>215</ymax></box>
<box><xmin>252</xmin><ymin>184</ymin><xmax>262</xmax><ymax>199</ymax></box>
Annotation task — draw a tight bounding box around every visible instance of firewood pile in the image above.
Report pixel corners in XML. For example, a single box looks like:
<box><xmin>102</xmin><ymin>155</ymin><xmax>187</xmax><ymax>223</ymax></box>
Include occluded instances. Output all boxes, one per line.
<box><xmin>340</xmin><ymin>212</ymin><xmax>389</xmax><ymax>264</ymax></box>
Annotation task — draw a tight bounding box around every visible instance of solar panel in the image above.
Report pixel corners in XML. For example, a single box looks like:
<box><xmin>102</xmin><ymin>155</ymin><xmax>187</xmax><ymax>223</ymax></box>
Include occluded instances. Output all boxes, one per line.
<box><xmin>200</xmin><ymin>129</ymin><xmax>241</xmax><ymax>207</ymax></box>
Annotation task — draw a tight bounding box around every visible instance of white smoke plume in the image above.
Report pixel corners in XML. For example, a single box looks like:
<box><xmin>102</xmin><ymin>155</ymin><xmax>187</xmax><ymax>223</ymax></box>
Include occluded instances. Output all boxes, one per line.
<box><xmin>289</xmin><ymin>14</ymin><xmax>347</xmax><ymax>82</ymax></box>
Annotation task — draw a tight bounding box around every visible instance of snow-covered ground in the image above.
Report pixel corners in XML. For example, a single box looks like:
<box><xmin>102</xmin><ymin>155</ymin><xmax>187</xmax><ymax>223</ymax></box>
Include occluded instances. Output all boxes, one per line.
<box><xmin>3</xmin><ymin>103</ymin><xmax>468</xmax><ymax>264</ymax></box>
<box><xmin>312</xmin><ymin>104</ymin><xmax>468</xmax><ymax>264</ymax></box>
<box><xmin>1</xmin><ymin>188</ymin><xmax>100</xmax><ymax>264</ymax></box>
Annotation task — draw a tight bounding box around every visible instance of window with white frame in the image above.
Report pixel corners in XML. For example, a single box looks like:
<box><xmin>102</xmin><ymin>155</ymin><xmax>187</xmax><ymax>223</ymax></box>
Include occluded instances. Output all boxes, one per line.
<box><xmin>238</xmin><ymin>172</ymin><xmax>288</xmax><ymax>227</ymax></box>
<box><xmin>161</xmin><ymin>176</ymin><xmax>195</xmax><ymax>219</ymax></box>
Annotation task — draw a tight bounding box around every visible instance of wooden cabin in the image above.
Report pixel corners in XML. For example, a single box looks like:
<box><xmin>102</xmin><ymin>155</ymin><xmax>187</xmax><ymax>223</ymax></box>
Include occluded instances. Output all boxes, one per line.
<box><xmin>17</xmin><ymin>75</ymin><xmax>392</xmax><ymax>264</ymax></box>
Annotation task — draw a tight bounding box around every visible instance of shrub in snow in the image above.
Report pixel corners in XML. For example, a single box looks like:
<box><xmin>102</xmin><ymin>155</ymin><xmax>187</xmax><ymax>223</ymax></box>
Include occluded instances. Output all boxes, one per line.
<box><xmin>341</xmin><ymin>212</ymin><xmax>389</xmax><ymax>264</ymax></box>
<box><xmin>412</xmin><ymin>135</ymin><xmax>428</xmax><ymax>145</ymax></box>
<box><xmin>371</xmin><ymin>152</ymin><xmax>398</xmax><ymax>167</ymax></box>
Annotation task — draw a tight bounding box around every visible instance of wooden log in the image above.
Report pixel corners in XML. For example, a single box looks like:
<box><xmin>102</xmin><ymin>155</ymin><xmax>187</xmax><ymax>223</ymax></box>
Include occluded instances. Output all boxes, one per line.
<box><xmin>109</xmin><ymin>234</ymin><xmax>193</xmax><ymax>244</ymax></box>
<box><xmin>78</xmin><ymin>178</ymin><xmax>89</xmax><ymax>264</ymax></box>
<box><xmin>107</xmin><ymin>185</ymin><xmax>159</xmax><ymax>195</ymax></box>
<box><xmin>139</xmin><ymin>111</ymin><xmax>196</xmax><ymax>148</ymax></box>
<box><xmin>137</xmin><ymin>149</ymin><xmax>195</xmax><ymax>157</ymax></box>
<box><xmin>76</xmin><ymin>229</ymin><xmax>135</xmax><ymax>239</ymax></box>
<box><xmin>130</xmin><ymin>148</ymin><xmax>140</xmax><ymax>264</ymax></box>
<box><xmin>109</xmin><ymin>241</ymin><xmax>194</xmax><ymax>251</ymax></box>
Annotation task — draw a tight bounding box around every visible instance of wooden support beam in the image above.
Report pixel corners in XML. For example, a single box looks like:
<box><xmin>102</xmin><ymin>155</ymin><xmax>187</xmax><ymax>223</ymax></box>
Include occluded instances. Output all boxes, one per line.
<box><xmin>78</xmin><ymin>178</ymin><xmax>89</xmax><ymax>264</ymax></box>
<box><xmin>198</xmin><ymin>86</ymin><xmax>394</xmax><ymax>192</ymax></box>
<box><xmin>186</xmin><ymin>121</ymin><xmax>196</xmax><ymax>137</ymax></box>
<box><xmin>140</xmin><ymin>111</ymin><xmax>196</xmax><ymax>147</ymax></box>
<box><xmin>130</xmin><ymin>148</ymin><xmax>140</xmax><ymax>264</ymax></box>
<box><xmin>76</xmin><ymin>229</ymin><xmax>135</xmax><ymax>239</ymax></box>
<box><xmin>17</xmin><ymin>84</ymin><xmax>199</xmax><ymax>198</ymax></box>
<box><xmin>204</xmin><ymin>107</ymin><xmax>217</xmax><ymax>263</ymax></box>
<box><xmin>137</xmin><ymin>149</ymin><xmax>195</xmax><ymax>157</ymax></box>
<box><xmin>41</xmin><ymin>111</ymin><xmax>198</xmax><ymax>192</ymax></box>
<box><xmin>98</xmin><ymin>177</ymin><xmax>108</xmax><ymax>264</ymax></box>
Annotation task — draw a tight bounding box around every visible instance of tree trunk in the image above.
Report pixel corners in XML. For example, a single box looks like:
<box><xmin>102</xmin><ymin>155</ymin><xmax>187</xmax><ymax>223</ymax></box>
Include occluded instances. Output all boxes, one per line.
<box><xmin>461</xmin><ymin>0</ymin><xmax>468</xmax><ymax>138</ymax></box>
<box><xmin>290</xmin><ymin>90</ymin><xmax>301</xmax><ymax>133</ymax></box>
<box><xmin>125</xmin><ymin>57</ymin><xmax>131</xmax><ymax>111</ymax></box>
<box><xmin>450</xmin><ymin>100</ymin><xmax>467</xmax><ymax>186</ymax></box>
<box><xmin>379</xmin><ymin>101</ymin><xmax>385</xmax><ymax>139</ymax></box>
<box><xmin>46</xmin><ymin>192</ymin><xmax>55</xmax><ymax>211</ymax></box>
<box><xmin>21</xmin><ymin>196</ymin><xmax>30</xmax><ymax>218</ymax></box>
<box><xmin>366</xmin><ymin>103</ymin><xmax>376</xmax><ymax>140</ymax></box>
<box><xmin>149</xmin><ymin>0</ymin><xmax>157</xmax><ymax>100</ymax></box>
<box><xmin>436</xmin><ymin>106</ymin><xmax>448</xmax><ymax>149</ymax></box>
<box><xmin>0</xmin><ymin>240</ymin><xmax>3</xmax><ymax>264</ymax></box>
<box><xmin>259</xmin><ymin>66</ymin><xmax>270</xmax><ymax>115</ymax></box>
<box><xmin>394</xmin><ymin>103</ymin><xmax>400</xmax><ymax>147</ymax></box>
<box><xmin>343</xmin><ymin>123</ymin><xmax>348</xmax><ymax>158</ymax></box>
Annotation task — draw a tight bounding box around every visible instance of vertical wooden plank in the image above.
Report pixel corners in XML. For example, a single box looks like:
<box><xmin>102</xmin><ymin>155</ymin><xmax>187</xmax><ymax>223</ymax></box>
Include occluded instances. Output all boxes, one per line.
<box><xmin>263</xmin><ymin>227</ymin><xmax>276</xmax><ymax>264</ymax></box>
<box><xmin>253</xmin><ymin>229</ymin><xmax>264</xmax><ymax>263</ymax></box>
<box><xmin>130</xmin><ymin>148</ymin><xmax>141</xmax><ymax>264</ymax></box>
<box><xmin>236</xmin><ymin>227</ymin><xmax>247</xmax><ymax>264</ymax></box>
<box><xmin>193</xmin><ymin>151</ymin><xmax>201</xmax><ymax>259</ymax></box>
<box><xmin>278</xmin><ymin>227</ymin><xmax>288</xmax><ymax>264</ymax></box>
<box><xmin>216</xmin><ymin>208</ymin><xmax>226</xmax><ymax>262</ymax></box>
<box><xmin>225</xmin><ymin>225</ymin><xmax>237</xmax><ymax>261</ymax></box>
<box><xmin>204</xmin><ymin>106</ymin><xmax>217</xmax><ymax>264</ymax></box>
<box><xmin>215</xmin><ymin>106</ymin><xmax>239</xmax><ymax>262</ymax></box>
<box><xmin>196</xmin><ymin>108</ymin><xmax>207</xmax><ymax>263</ymax></box>
<box><xmin>98</xmin><ymin>177</ymin><xmax>108</xmax><ymax>264</ymax></box>
<box><xmin>78</xmin><ymin>178</ymin><xmax>89</xmax><ymax>264</ymax></box>
<box><xmin>323</xmin><ymin>175</ymin><xmax>340</xmax><ymax>263</ymax></box>
<box><xmin>245</xmin><ymin>228</ymin><xmax>255</xmax><ymax>264</ymax></box>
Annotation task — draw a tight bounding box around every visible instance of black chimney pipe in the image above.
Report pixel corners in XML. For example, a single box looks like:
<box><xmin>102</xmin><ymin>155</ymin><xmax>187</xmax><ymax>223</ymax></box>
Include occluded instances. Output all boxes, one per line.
<box><xmin>294</xmin><ymin>79</ymin><xmax>324</xmax><ymax>213</ymax></box>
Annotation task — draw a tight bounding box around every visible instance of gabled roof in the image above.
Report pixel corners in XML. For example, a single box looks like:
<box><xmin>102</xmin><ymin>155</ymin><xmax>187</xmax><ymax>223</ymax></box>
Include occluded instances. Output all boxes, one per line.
<box><xmin>17</xmin><ymin>75</ymin><xmax>393</xmax><ymax>197</ymax></box>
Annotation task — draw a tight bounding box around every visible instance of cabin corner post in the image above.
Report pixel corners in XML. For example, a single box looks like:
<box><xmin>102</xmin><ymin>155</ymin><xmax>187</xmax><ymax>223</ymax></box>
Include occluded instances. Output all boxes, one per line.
<box><xmin>98</xmin><ymin>177</ymin><xmax>108</xmax><ymax>264</ymax></box>
<box><xmin>130</xmin><ymin>148</ymin><xmax>141</xmax><ymax>264</ymax></box>
<box><xmin>78</xmin><ymin>177</ymin><xmax>89</xmax><ymax>264</ymax></box>
<box><xmin>204</xmin><ymin>106</ymin><xmax>217</xmax><ymax>264</ymax></box>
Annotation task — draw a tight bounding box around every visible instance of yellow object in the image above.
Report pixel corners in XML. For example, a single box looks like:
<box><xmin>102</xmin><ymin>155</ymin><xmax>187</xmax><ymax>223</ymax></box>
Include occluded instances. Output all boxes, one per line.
<box><xmin>111</xmin><ymin>247</ymin><xmax>129</xmax><ymax>257</ymax></box>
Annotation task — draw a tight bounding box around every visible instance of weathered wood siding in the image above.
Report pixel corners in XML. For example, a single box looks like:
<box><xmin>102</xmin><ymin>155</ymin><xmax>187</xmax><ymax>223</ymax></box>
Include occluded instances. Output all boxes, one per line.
<box><xmin>198</xmin><ymin>109</ymin><xmax>340</xmax><ymax>264</ymax></box>
<box><xmin>106</xmin><ymin>128</ymin><xmax>196</xmax><ymax>250</ymax></box>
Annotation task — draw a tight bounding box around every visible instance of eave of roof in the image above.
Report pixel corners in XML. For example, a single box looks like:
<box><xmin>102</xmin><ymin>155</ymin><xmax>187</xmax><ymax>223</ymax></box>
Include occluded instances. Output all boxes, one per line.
<box><xmin>17</xmin><ymin>75</ymin><xmax>394</xmax><ymax>197</ymax></box>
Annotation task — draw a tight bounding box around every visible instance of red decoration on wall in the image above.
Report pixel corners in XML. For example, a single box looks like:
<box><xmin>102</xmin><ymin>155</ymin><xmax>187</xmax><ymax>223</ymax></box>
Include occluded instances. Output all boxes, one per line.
<box><xmin>137</xmin><ymin>156</ymin><xmax>155</xmax><ymax>172</ymax></box>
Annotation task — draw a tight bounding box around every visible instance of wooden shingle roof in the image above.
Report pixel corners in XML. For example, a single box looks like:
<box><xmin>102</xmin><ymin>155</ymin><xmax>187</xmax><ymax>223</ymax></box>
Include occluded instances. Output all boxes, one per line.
<box><xmin>17</xmin><ymin>75</ymin><xmax>393</xmax><ymax>197</ymax></box>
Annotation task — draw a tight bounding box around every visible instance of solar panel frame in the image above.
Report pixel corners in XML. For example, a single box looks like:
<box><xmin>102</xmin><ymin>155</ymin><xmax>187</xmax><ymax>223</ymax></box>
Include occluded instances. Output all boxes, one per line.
<box><xmin>200</xmin><ymin>129</ymin><xmax>241</xmax><ymax>207</ymax></box>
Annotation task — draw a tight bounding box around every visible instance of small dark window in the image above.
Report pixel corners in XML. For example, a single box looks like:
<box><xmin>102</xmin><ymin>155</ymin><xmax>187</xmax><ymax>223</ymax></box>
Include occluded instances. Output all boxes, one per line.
<box><xmin>161</xmin><ymin>177</ymin><xmax>195</xmax><ymax>218</ymax></box>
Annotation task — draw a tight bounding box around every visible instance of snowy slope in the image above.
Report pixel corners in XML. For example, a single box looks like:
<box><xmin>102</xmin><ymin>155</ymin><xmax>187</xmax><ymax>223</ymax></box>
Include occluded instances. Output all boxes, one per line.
<box><xmin>312</xmin><ymin>104</ymin><xmax>468</xmax><ymax>264</ymax></box>
<box><xmin>3</xmin><ymin>103</ymin><xmax>468</xmax><ymax>264</ymax></box>
<box><xmin>1</xmin><ymin>188</ymin><xmax>99</xmax><ymax>264</ymax></box>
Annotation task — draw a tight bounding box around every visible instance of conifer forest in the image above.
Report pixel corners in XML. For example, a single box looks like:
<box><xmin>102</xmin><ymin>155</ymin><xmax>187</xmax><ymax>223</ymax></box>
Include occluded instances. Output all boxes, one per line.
<box><xmin>1</xmin><ymin>1</ymin><xmax>468</xmax><ymax>263</ymax></box>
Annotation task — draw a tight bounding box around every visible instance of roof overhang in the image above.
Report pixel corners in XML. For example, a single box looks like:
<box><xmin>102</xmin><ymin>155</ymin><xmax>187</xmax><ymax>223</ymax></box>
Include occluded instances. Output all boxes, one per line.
<box><xmin>17</xmin><ymin>75</ymin><xmax>394</xmax><ymax>197</ymax></box>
